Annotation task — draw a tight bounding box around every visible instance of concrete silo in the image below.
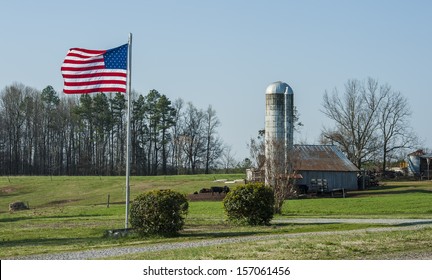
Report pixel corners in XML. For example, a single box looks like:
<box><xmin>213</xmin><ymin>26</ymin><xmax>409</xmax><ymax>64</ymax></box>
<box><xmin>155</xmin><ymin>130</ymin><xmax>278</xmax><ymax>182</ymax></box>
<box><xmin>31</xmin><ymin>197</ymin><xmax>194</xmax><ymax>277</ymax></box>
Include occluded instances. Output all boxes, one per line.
<box><xmin>265</xmin><ymin>81</ymin><xmax>294</xmax><ymax>185</ymax></box>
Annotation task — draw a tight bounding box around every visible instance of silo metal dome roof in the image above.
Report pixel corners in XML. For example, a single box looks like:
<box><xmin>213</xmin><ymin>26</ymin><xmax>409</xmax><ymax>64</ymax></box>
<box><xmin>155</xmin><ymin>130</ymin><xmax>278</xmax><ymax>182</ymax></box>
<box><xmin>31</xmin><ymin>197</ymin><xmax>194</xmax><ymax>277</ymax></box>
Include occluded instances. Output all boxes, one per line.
<box><xmin>265</xmin><ymin>81</ymin><xmax>293</xmax><ymax>94</ymax></box>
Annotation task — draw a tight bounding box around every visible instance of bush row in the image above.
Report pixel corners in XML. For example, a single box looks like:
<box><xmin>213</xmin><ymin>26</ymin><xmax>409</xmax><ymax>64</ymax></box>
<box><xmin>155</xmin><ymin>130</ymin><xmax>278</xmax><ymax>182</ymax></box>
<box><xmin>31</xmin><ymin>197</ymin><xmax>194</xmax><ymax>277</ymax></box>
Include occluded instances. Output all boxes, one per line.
<box><xmin>129</xmin><ymin>183</ymin><xmax>274</xmax><ymax>236</ymax></box>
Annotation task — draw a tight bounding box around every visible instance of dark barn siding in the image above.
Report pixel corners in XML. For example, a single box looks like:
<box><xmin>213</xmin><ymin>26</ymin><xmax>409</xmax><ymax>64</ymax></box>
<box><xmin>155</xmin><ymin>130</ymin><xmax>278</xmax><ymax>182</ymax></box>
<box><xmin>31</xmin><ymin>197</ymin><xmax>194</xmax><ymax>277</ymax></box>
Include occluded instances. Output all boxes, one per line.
<box><xmin>296</xmin><ymin>171</ymin><xmax>358</xmax><ymax>191</ymax></box>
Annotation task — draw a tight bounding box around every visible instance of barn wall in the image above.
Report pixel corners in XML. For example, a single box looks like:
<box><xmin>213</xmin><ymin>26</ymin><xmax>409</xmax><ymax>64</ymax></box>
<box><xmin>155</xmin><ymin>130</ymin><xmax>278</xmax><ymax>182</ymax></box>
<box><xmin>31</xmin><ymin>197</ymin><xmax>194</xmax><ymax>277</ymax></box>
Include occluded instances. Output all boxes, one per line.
<box><xmin>296</xmin><ymin>171</ymin><xmax>358</xmax><ymax>191</ymax></box>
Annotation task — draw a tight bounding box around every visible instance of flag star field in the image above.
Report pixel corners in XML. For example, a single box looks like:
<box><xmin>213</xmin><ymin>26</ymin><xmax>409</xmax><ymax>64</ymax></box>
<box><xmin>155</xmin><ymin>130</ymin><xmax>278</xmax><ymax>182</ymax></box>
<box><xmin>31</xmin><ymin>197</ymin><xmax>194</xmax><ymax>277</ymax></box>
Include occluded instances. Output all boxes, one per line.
<box><xmin>61</xmin><ymin>44</ymin><xmax>128</xmax><ymax>94</ymax></box>
<box><xmin>104</xmin><ymin>44</ymin><xmax>128</xmax><ymax>69</ymax></box>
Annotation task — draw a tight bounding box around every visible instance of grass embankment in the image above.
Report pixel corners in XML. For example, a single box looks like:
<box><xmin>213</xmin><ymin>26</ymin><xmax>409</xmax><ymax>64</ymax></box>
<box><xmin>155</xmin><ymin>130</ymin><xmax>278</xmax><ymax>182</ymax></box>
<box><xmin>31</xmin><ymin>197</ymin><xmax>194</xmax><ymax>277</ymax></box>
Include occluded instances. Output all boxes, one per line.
<box><xmin>1</xmin><ymin>176</ymin><xmax>432</xmax><ymax>259</ymax></box>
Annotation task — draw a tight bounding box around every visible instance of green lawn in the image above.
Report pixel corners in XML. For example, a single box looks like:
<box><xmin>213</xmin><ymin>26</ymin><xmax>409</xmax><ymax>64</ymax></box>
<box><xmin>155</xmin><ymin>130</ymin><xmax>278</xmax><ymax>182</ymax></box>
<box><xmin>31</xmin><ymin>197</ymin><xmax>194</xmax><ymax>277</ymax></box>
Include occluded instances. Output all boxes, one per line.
<box><xmin>284</xmin><ymin>193</ymin><xmax>432</xmax><ymax>218</ymax></box>
<box><xmin>280</xmin><ymin>180</ymin><xmax>432</xmax><ymax>218</ymax></box>
<box><xmin>1</xmin><ymin>176</ymin><xmax>431</xmax><ymax>259</ymax></box>
<box><xmin>0</xmin><ymin>174</ymin><xmax>245</xmax><ymax>211</ymax></box>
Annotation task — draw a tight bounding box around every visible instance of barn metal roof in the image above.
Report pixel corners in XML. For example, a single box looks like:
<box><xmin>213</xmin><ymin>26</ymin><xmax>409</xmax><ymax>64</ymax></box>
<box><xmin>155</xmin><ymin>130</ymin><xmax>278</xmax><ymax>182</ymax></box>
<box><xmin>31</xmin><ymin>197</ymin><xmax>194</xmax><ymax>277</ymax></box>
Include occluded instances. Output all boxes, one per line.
<box><xmin>408</xmin><ymin>150</ymin><xmax>432</xmax><ymax>159</ymax></box>
<box><xmin>421</xmin><ymin>153</ymin><xmax>432</xmax><ymax>159</ymax></box>
<box><xmin>293</xmin><ymin>145</ymin><xmax>359</xmax><ymax>172</ymax></box>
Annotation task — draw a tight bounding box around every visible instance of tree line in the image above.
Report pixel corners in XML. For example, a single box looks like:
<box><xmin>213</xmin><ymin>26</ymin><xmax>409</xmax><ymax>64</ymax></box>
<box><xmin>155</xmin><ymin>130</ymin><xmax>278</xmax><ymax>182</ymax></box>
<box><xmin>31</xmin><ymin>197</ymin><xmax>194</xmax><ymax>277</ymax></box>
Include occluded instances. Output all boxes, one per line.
<box><xmin>0</xmin><ymin>83</ymin><xmax>225</xmax><ymax>176</ymax></box>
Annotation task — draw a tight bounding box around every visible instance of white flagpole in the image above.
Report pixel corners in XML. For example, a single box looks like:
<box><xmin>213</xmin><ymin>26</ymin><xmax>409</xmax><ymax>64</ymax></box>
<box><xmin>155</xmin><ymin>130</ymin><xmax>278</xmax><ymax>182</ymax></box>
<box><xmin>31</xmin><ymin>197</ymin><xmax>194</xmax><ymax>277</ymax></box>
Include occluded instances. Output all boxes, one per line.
<box><xmin>125</xmin><ymin>33</ymin><xmax>132</xmax><ymax>229</ymax></box>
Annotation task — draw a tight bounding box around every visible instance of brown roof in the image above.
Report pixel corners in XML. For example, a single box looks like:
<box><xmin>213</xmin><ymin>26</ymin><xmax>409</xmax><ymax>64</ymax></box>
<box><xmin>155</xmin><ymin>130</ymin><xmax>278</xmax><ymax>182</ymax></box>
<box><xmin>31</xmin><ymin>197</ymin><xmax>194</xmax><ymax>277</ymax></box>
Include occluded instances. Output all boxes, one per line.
<box><xmin>293</xmin><ymin>145</ymin><xmax>359</xmax><ymax>172</ymax></box>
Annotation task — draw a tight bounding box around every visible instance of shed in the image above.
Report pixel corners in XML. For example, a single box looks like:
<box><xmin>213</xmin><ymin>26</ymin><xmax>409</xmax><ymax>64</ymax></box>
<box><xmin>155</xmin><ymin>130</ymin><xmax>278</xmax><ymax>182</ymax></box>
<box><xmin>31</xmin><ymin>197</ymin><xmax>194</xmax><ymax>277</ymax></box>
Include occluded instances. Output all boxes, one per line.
<box><xmin>407</xmin><ymin>150</ymin><xmax>432</xmax><ymax>179</ymax></box>
<box><xmin>293</xmin><ymin>145</ymin><xmax>360</xmax><ymax>191</ymax></box>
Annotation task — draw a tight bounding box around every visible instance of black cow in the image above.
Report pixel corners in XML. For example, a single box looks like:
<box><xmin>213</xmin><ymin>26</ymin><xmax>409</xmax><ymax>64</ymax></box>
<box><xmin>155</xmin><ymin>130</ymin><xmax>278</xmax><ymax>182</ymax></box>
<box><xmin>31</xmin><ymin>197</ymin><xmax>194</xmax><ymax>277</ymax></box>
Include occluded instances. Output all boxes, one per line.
<box><xmin>210</xmin><ymin>186</ymin><xmax>230</xmax><ymax>195</ymax></box>
<box><xmin>297</xmin><ymin>184</ymin><xmax>309</xmax><ymax>194</ymax></box>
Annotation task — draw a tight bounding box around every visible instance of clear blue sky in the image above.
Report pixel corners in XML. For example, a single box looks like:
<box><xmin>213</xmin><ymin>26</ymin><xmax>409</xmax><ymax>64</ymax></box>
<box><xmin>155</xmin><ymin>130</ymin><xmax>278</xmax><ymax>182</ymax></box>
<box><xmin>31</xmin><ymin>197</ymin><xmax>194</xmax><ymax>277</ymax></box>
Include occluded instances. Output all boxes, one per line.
<box><xmin>1</xmin><ymin>0</ymin><xmax>431</xmax><ymax>161</ymax></box>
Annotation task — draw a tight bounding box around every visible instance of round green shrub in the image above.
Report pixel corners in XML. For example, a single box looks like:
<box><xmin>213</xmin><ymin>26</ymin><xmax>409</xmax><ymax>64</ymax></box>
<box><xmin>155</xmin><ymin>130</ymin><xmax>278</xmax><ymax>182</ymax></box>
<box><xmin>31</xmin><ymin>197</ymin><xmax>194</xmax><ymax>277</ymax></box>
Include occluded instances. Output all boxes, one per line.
<box><xmin>129</xmin><ymin>189</ymin><xmax>189</xmax><ymax>236</ymax></box>
<box><xmin>223</xmin><ymin>183</ymin><xmax>275</xmax><ymax>225</ymax></box>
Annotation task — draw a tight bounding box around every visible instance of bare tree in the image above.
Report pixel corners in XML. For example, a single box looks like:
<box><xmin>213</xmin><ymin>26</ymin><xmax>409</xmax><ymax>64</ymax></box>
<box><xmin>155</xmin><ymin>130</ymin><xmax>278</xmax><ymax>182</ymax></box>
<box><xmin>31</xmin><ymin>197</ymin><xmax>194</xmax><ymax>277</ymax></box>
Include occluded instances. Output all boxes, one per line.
<box><xmin>204</xmin><ymin>105</ymin><xmax>223</xmax><ymax>174</ymax></box>
<box><xmin>248</xmin><ymin>129</ymin><xmax>298</xmax><ymax>214</ymax></box>
<box><xmin>0</xmin><ymin>83</ymin><xmax>33</xmax><ymax>174</ymax></box>
<box><xmin>322</xmin><ymin>77</ymin><xmax>417</xmax><ymax>170</ymax></box>
<box><xmin>321</xmin><ymin>78</ymin><xmax>387</xmax><ymax>169</ymax></box>
<box><xmin>247</xmin><ymin>129</ymin><xmax>265</xmax><ymax>170</ymax></box>
<box><xmin>170</xmin><ymin>98</ymin><xmax>185</xmax><ymax>174</ymax></box>
<box><xmin>182</xmin><ymin>102</ymin><xmax>206</xmax><ymax>174</ymax></box>
<box><xmin>220</xmin><ymin>145</ymin><xmax>237</xmax><ymax>173</ymax></box>
<box><xmin>264</xmin><ymin>138</ymin><xmax>298</xmax><ymax>214</ymax></box>
<box><xmin>378</xmin><ymin>90</ymin><xmax>418</xmax><ymax>171</ymax></box>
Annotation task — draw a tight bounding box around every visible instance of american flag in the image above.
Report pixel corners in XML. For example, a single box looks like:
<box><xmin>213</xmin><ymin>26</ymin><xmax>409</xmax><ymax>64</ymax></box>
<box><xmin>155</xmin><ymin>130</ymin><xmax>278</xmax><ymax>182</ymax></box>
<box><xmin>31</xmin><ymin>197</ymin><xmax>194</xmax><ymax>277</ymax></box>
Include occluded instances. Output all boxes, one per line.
<box><xmin>61</xmin><ymin>44</ymin><xmax>128</xmax><ymax>94</ymax></box>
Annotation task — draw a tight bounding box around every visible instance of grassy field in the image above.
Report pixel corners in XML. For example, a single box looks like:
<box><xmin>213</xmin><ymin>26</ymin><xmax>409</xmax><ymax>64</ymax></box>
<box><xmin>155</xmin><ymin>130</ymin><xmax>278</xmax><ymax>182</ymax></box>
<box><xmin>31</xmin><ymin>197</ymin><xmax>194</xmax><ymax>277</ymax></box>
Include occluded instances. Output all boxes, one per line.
<box><xmin>0</xmin><ymin>174</ymin><xmax>244</xmax><ymax>211</ymax></box>
<box><xmin>283</xmin><ymin>184</ymin><xmax>432</xmax><ymax>218</ymax></box>
<box><xmin>1</xmin><ymin>175</ymin><xmax>432</xmax><ymax>259</ymax></box>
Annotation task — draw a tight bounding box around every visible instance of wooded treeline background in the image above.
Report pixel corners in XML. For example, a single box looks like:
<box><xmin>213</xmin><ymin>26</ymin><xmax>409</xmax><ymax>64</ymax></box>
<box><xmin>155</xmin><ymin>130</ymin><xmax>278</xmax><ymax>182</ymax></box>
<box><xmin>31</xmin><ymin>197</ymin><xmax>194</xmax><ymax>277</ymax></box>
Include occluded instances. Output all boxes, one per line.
<box><xmin>0</xmin><ymin>83</ymin><xmax>238</xmax><ymax>176</ymax></box>
<box><xmin>1</xmin><ymin>78</ymin><xmax>423</xmax><ymax>177</ymax></box>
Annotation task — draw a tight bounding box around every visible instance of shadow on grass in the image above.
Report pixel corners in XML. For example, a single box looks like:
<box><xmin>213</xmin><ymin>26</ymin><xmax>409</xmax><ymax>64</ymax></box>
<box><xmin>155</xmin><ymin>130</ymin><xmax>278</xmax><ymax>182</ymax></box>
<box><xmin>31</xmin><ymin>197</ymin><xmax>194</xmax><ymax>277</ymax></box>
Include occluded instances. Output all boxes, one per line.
<box><xmin>0</xmin><ymin>236</ymin><xmax>103</xmax><ymax>248</ymax></box>
<box><xmin>397</xmin><ymin>221</ymin><xmax>432</xmax><ymax>227</ymax></box>
<box><xmin>179</xmin><ymin>222</ymin><xmax>337</xmax><ymax>239</ymax></box>
<box><xmin>0</xmin><ymin>213</ymin><xmax>112</xmax><ymax>223</ymax></box>
<box><xmin>40</xmin><ymin>199</ymin><xmax>82</xmax><ymax>207</ymax></box>
<box><xmin>181</xmin><ymin>230</ymin><xmax>269</xmax><ymax>239</ymax></box>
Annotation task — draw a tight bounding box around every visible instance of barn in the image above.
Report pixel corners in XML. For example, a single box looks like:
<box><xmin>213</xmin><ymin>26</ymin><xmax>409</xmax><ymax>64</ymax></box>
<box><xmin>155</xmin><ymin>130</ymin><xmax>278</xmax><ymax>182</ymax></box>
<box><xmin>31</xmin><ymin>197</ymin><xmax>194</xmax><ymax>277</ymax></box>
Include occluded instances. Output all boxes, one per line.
<box><xmin>293</xmin><ymin>145</ymin><xmax>360</xmax><ymax>192</ymax></box>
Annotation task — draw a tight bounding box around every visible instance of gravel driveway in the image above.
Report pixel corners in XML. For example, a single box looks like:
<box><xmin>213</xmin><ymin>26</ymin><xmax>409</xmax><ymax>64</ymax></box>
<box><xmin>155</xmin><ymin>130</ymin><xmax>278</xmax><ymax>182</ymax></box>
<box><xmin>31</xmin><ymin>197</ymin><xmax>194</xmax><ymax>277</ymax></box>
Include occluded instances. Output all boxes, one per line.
<box><xmin>12</xmin><ymin>218</ymin><xmax>432</xmax><ymax>260</ymax></box>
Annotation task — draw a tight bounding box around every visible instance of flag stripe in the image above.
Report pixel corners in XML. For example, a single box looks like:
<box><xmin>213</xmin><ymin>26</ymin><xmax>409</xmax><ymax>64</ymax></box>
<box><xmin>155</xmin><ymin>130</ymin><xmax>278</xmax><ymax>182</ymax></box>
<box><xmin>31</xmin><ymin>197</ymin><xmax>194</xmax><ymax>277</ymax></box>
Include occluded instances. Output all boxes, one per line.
<box><xmin>64</xmin><ymin>80</ymin><xmax>126</xmax><ymax>87</ymax></box>
<box><xmin>63</xmin><ymin>76</ymin><xmax>127</xmax><ymax>82</ymax></box>
<box><xmin>63</xmin><ymin>87</ymin><xmax>126</xmax><ymax>94</ymax></box>
<box><xmin>61</xmin><ymin>69</ymin><xmax>127</xmax><ymax>76</ymax></box>
<box><xmin>62</xmin><ymin>58</ymin><xmax>105</xmax><ymax>65</ymax></box>
<box><xmin>61</xmin><ymin>65</ymin><xmax>106</xmax><ymax>71</ymax></box>
<box><xmin>64</xmin><ymin>84</ymin><xmax>126</xmax><ymax>90</ymax></box>
<box><xmin>62</xmin><ymin>75</ymin><xmax>127</xmax><ymax>80</ymax></box>
<box><xmin>61</xmin><ymin>62</ymin><xmax>105</xmax><ymax>68</ymax></box>
<box><xmin>68</xmin><ymin>48</ymin><xmax>106</xmax><ymax>55</ymax></box>
<box><xmin>61</xmin><ymin>44</ymin><xmax>127</xmax><ymax>94</ymax></box>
